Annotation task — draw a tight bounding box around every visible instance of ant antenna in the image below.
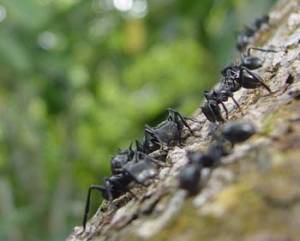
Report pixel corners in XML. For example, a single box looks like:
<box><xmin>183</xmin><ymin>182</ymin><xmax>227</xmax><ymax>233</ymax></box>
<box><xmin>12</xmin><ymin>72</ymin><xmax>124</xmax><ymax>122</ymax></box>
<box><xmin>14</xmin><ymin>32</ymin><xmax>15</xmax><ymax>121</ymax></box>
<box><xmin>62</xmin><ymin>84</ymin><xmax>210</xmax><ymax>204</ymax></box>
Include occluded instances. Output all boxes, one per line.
<box><xmin>246</xmin><ymin>46</ymin><xmax>279</xmax><ymax>56</ymax></box>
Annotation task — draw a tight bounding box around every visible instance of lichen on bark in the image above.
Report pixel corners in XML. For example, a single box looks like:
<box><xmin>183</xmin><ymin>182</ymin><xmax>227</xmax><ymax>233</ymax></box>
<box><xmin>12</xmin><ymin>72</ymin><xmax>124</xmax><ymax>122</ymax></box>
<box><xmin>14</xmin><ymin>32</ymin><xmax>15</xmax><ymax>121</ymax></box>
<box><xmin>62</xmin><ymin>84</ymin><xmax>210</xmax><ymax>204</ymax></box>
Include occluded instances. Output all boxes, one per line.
<box><xmin>67</xmin><ymin>1</ymin><xmax>300</xmax><ymax>240</ymax></box>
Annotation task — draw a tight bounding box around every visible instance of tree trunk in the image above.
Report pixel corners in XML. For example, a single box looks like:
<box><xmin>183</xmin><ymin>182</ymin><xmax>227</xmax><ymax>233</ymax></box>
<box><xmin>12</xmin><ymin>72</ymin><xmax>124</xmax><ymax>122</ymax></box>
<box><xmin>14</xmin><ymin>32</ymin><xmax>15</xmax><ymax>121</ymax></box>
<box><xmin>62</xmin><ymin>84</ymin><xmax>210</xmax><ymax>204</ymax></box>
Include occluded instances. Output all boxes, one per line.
<box><xmin>67</xmin><ymin>0</ymin><xmax>300</xmax><ymax>240</ymax></box>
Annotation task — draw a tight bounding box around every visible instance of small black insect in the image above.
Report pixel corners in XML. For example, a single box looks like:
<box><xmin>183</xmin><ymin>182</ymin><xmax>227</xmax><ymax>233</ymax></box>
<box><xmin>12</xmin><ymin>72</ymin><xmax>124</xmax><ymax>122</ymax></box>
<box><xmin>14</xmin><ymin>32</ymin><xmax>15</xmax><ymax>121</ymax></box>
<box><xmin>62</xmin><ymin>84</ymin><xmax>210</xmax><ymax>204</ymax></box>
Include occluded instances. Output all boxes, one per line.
<box><xmin>201</xmin><ymin>97</ymin><xmax>225</xmax><ymax>123</ymax></box>
<box><xmin>187</xmin><ymin>141</ymin><xmax>229</xmax><ymax>168</ymax></box>
<box><xmin>202</xmin><ymin>47</ymin><xmax>275</xmax><ymax>123</ymax></box>
<box><xmin>241</xmin><ymin>47</ymin><xmax>277</xmax><ymax>70</ymax></box>
<box><xmin>222</xmin><ymin>65</ymin><xmax>271</xmax><ymax>93</ymax></box>
<box><xmin>82</xmin><ymin>152</ymin><xmax>159</xmax><ymax>230</ymax></box>
<box><xmin>236</xmin><ymin>15</ymin><xmax>269</xmax><ymax>51</ymax></box>
<box><xmin>179</xmin><ymin>162</ymin><xmax>202</xmax><ymax>195</ymax></box>
<box><xmin>222</xmin><ymin>47</ymin><xmax>275</xmax><ymax>93</ymax></box>
<box><xmin>138</xmin><ymin>128</ymin><xmax>162</xmax><ymax>154</ymax></box>
<box><xmin>142</xmin><ymin>108</ymin><xmax>194</xmax><ymax>152</ymax></box>
<box><xmin>179</xmin><ymin>140</ymin><xmax>230</xmax><ymax>194</ymax></box>
<box><xmin>222</xmin><ymin>121</ymin><xmax>256</xmax><ymax>145</ymax></box>
<box><xmin>110</xmin><ymin>143</ymin><xmax>135</xmax><ymax>174</ymax></box>
<box><xmin>202</xmin><ymin>83</ymin><xmax>242</xmax><ymax>121</ymax></box>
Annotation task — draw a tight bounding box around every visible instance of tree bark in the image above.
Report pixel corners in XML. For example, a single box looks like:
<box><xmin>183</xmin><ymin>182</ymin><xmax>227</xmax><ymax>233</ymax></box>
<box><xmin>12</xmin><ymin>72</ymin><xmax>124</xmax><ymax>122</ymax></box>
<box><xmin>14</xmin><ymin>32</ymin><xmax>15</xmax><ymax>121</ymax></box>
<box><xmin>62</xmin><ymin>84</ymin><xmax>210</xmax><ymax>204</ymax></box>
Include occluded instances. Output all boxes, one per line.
<box><xmin>67</xmin><ymin>0</ymin><xmax>300</xmax><ymax>240</ymax></box>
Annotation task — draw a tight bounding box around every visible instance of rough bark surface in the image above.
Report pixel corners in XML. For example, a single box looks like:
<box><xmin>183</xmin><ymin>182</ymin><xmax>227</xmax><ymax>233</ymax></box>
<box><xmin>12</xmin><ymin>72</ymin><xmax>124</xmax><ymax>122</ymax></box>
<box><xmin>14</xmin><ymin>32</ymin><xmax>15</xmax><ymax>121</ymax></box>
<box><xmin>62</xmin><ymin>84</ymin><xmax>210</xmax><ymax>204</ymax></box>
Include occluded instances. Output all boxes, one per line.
<box><xmin>67</xmin><ymin>0</ymin><xmax>300</xmax><ymax>240</ymax></box>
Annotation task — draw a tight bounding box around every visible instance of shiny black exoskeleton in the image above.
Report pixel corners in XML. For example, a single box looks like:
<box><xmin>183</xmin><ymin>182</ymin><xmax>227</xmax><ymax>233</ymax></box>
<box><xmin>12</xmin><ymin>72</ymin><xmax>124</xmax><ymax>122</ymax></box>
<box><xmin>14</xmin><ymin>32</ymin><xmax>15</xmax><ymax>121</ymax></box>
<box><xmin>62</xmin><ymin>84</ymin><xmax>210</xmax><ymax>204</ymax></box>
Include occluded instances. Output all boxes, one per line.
<box><xmin>110</xmin><ymin>143</ymin><xmax>135</xmax><ymax>174</ymax></box>
<box><xmin>202</xmin><ymin>47</ymin><xmax>275</xmax><ymax>123</ymax></box>
<box><xmin>221</xmin><ymin>64</ymin><xmax>271</xmax><ymax>92</ymax></box>
<box><xmin>202</xmin><ymin>83</ymin><xmax>242</xmax><ymax>121</ymax></box>
<box><xmin>187</xmin><ymin>142</ymin><xmax>229</xmax><ymax>168</ymax></box>
<box><xmin>137</xmin><ymin>128</ymin><xmax>161</xmax><ymax>154</ymax></box>
<box><xmin>179</xmin><ymin>141</ymin><xmax>229</xmax><ymax>195</ymax></box>
<box><xmin>201</xmin><ymin>97</ymin><xmax>225</xmax><ymax>123</ymax></box>
<box><xmin>82</xmin><ymin>152</ymin><xmax>159</xmax><ymax>230</ymax></box>
<box><xmin>179</xmin><ymin>162</ymin><xmax>202</xmax><ymax>195</ymax></box>
<box><xmin>222</xmin><ymin>121</ymin><xmax>256</xmax><ymax>145</ymax></box>
<box><xmin>141</xmin><ymin>108</ymin><xmax>194</xmax><ymax>152</ymax></box>
<box><xmin>83</xmin><ymin>174</ymin><xmax>131</xmax><ymax>230</ymax></box>
<box><xmin>236</xmin><ymin>15</ymin><xmax>269</xmax><ymax>51</ymax></box>
<box><xmin>222</xmin><ymin>47</ymin><xmax>274</xmax><ymax>93</ymax></box>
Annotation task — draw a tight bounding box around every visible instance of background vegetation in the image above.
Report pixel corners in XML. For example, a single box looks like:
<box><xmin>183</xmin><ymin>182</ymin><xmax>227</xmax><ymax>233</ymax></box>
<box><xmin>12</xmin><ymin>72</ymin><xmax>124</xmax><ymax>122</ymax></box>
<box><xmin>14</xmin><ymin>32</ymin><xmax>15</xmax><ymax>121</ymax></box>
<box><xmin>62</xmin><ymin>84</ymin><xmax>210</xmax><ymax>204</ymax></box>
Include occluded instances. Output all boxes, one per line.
<box><xmin>0</xmin><ymin>0</ymin><xmax>275</xmax><ymax>240</ymax></box>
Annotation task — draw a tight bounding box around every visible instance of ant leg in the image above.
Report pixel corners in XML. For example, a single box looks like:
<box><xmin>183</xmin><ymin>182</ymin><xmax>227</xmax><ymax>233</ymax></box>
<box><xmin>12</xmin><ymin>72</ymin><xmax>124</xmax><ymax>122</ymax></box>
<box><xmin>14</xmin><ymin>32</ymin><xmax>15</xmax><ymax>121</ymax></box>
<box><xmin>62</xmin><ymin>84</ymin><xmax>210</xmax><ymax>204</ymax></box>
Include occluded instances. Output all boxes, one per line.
<box><xmin>230</xmin><ymin>96</ymin><xmax>243</xmax><ymax>114</ymax></box>
<box><xmin>144</xmin><ymin>127</ymin><xmax>154</xmax><ymax>137</ymax></box>
<box><xmin>173</xmin><ymin>112</ymin><xmax>203</xmax><ymax>137</ymax></box>
<box><xmin>178</xmin><ymin>131</ymin><xmax>184</xmax><ymax>147</ymax></box>
<box><xmin>175</xmin><ymin>112</ymin><xmax>195</xmax><ymax>134</ymax></box>
<box><xmin>247</xmin><ymin>68</ymin><xmax>272</xmax><ymax>93</ymax></box>
<box><xmin>167</xmin><ymin>108</ymin><xmax>194</xmax><ymax>134</ymax></box>
<box><xmin>145</xmin><ymin>128</ymin><xmax>164</xmax><ymax>151</ymax></box>
<box><xmin>259</xmin><ymin>79</ymin><xmax>272</xmax><ymax>93</ymax></box>
<box><xmin>137</xmin><ymin>152</ymin><xmax>168</xmax><ymax>167</ymax></box>
<box><xmin>83</xmin><ymin>184</ymin><xmax>107</xmax><ymax>231</ymax></box>
<box><xmin>240</xmin><ymin>68</ymin><xmax>272</xmax><ymax>93</ymax></box>
<box><xmin>247</xmin><ymin>46</ymin><xmax>278</xmax><ymax>56</ymax></box>
<box><xmin>127</xmin><ymin>189</ymin><xmax>138</xmax><ymax>199</ymax></box>
<box><xmin>144</xmin><ymin>125</ymin><xmax>156</xmax><ymax>142</ymax></box>
<box><xmin>220</xmin><ymin>102</ymin><xmax>229</xmax><ymax>119</ymax></box>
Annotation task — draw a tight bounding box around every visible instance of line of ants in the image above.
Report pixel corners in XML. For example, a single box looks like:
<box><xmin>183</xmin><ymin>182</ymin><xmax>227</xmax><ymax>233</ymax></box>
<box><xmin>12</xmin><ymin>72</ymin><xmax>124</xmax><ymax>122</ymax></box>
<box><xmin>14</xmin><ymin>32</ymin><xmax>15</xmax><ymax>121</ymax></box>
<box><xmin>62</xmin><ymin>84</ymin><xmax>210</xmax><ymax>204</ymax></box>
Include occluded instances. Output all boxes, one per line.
<box><xmin>81</xmin><ymin>15</ymin><xmax>279</xmax><ymax>232</ymax></box>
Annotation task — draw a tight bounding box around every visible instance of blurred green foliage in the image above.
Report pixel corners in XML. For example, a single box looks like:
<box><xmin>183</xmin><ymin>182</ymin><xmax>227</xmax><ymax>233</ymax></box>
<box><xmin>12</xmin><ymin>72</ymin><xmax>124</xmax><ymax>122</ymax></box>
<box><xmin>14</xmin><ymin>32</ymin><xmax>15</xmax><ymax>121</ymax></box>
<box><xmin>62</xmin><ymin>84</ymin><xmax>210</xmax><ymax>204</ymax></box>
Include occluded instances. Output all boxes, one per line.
<box><xmin>0</xmin><ymin>0</ymin><xmax>275</xmax><ymax>240</ymax></box>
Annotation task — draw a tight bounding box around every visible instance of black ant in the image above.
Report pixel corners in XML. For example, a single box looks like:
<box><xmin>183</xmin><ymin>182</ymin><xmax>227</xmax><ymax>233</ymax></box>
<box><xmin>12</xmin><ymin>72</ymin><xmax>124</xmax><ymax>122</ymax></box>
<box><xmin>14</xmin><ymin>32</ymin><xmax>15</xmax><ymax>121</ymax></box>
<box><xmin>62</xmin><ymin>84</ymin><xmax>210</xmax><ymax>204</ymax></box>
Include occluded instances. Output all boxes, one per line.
<box><xmin>222</xmin><ymin>47</ymin><xmax>276</xmax><ymax>92</ymax></box>
<box><xmin>202</xmin><ymin>47</ymin><xmax>276</xmax><ymax>122</ymax></box>
<box><xmin>202</xmin><ymin>82</ymin><xmax>242</xmax><ymax>122</ymax></box>
<box><xmin>201</xmin><ymin>97</ymin><xmax>225</xmax><ymax>123</ymax></box>
<box><xmin>82</xmin><ymin>151</ymin><xmax>160</xmax><ymax>231</ymax></box>
<box><xmin>179</xmin><ymin>162</ymin><xmax>202</xmax><ymax>195</ymax></box>
<box><xmin>179</xmin><ymin>140</ymin><xmax>230</xmax><ymax>195</ymax></box>
<box><xmin>138</xmin><ymin>108</ymin><xmax>194</xmax><ymax>153</ymax></box>
<box><xmin>110</xmin><ymin>143</ymin><xmax>135</xmax><ymax>174</ymax></box>
<box><xmin>222</xmin><ymin>121</ymin><xmax>256</xmax><ymax>145</ymax></box>
<box><xmin>179</xmin><ymin>121</ymin><xmax>256</xmax><ymax>195</ymax></box>
<box><xmin>236</xmin><ymin>15</ymin><xmax>269</xmax><ymax>51</ymax></box>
